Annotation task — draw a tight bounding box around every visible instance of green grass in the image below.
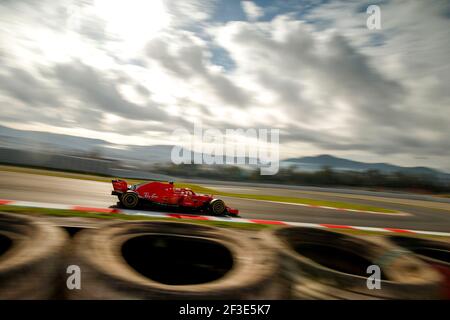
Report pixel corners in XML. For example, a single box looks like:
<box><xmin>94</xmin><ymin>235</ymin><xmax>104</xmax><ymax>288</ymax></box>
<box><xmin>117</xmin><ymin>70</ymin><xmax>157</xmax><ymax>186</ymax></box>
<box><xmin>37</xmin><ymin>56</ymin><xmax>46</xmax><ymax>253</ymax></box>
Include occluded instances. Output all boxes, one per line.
<box><xmin>211</xmin><ymin>192</ymin><xmax>398</xmax><ymax>213</ymax></box>
<box><xmin>173</xmin><ymin>182</ymin><xmax>398</xmax><ymax>213</ymax></box>
<box><xmin>0</xmin><ymin>164</ymin><xmax>398</xmax><ymax>214</ymax></box>
<box><xmin>435</xmin><ymin>194</ymin><xmax>450</xmax><ymax>199</ymax></box>
<box><xmin>0</xmin><ymin>205</ymin><xmax>447</xmax><ymax>239</ymax></box>
<box><xmin>0</xmin><ymin>205</ymin><xmax>270</xmax><ymax>231</ymax></box>
<box><xmin>173</xmin><ymin>182</ymin><xmax>218</xmax><ymax>194</ymax></box>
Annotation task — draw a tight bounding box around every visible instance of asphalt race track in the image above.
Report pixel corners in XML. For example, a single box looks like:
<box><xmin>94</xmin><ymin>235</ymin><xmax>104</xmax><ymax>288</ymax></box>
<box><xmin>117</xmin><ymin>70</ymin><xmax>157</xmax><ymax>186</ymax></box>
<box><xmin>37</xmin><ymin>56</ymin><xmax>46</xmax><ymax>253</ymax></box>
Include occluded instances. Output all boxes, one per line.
<box><xmin>1</xmin><ymin>171</ymin><xmax>450</xmax><ymax>232</ymax></box>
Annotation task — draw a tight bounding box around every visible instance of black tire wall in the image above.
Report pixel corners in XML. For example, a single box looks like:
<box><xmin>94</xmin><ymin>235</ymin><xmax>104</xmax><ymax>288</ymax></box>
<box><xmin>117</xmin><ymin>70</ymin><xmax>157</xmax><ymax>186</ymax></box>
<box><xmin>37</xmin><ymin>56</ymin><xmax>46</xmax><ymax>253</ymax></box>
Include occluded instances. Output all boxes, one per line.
<box><xmin>388</xmin><ymin>235</ymin><xmax>450</xmax><ymax>299</ymax></box>
<box><xmin>0</xmin><ymin>212</ymin><xmax>69</xmax><ymax>299</ymax></box>
<box><xmin>68</xmin><ymin>221</ymin><xmax>284</xmax><ymax>299</ymax></box>
<box><xmin>262</xmin><ymin>227</ymin><xmax>444</xmax><ymax>299</ymax></box>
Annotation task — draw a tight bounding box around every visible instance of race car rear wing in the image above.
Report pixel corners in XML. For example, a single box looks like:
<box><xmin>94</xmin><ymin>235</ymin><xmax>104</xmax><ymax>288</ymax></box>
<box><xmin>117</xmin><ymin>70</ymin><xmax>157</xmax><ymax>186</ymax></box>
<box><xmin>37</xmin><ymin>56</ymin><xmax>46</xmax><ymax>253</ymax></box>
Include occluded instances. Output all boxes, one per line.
<box><xmin>112</xmin><ymin>179</ymin><xmax>128</xmax><ymax>194</ymax></box>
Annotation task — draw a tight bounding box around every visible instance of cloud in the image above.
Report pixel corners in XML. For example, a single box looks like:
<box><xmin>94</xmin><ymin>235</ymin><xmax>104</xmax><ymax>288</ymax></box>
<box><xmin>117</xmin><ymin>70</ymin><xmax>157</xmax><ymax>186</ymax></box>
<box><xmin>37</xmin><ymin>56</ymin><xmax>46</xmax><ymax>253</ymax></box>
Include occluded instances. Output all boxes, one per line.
<box><xmin>165</xmin><ymin>0</ymin><xmax>217</xmax><ymax>27</ymax></box>
<box><xmin>145</xmin><ymin>30</ymin><xmax>251</xmax><ymax>109</ymax></box>
<box><xmin>210</xmin><ymin>11</ymin><xmax>449</xmax><ymax>163</ymax></box>
<box><xmin>52</xmin><ymin>61</ymin><xmax>169</xmax><ymax>122</ymax></box>
<box><xmin>241</xmin><ymin>1</ymin><xmax>264</xmax><ymax>21</ymax></box>
<box><xmin>0</xmin><ymin>0</ymin><xmax>449</xmax><ymax>170</ymax></box>
<box><xmin>0</xmin><ymin>66</ymin><xmax>60</xmax><ymax>106</ymax></box>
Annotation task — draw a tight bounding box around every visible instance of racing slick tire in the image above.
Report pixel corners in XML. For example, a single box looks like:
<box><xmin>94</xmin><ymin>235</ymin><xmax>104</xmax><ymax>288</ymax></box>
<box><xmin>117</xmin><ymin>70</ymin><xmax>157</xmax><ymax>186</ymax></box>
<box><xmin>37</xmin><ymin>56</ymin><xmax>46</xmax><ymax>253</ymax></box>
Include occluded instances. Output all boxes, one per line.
<box><xmin>0</xmin><ymin>212</ymin><xmax>69</xmax><ymax>299</ymax></box>
<box><xmin>68</xmin><ymin>220</ymin><xmax>284</xmax><ymax>299</ymax></box>
<box><xmin>209</xmin><ymin>199</ymin><xmax>226</xmax><ymax>216</ymax></box>
<box><xmin>262</xmin><ymin>227</ymin><xmax>443</xmax><ymax>299</ymax></box>
<box><xmin>120</xmin><ymin>191</ymin><xmax>139</xmax><ymax>209</ymax></box>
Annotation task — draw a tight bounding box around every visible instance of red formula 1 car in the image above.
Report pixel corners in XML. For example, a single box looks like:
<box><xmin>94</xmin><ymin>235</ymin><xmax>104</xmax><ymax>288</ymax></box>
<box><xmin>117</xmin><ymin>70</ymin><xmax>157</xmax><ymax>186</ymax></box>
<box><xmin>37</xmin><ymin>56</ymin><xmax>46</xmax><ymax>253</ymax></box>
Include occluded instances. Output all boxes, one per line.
<box><xmin>111</xmin><ymin>180</ymin><xmax>239</xmax><ymax>216</ymax></box>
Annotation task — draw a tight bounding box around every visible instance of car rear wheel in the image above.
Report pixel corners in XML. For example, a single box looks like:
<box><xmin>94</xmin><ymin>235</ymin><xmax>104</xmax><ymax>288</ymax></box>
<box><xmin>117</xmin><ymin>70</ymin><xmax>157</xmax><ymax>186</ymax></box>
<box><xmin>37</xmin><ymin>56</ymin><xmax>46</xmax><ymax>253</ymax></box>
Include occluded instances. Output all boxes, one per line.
<box><xmin>209</xmin><ymin>199</ymin><xmax>226</xmax><ymax>216</ymax></box>
<box><xmin>120</xmin><ymin>192</ymin><xmax>139</xmax><ymax>209</ymax></box>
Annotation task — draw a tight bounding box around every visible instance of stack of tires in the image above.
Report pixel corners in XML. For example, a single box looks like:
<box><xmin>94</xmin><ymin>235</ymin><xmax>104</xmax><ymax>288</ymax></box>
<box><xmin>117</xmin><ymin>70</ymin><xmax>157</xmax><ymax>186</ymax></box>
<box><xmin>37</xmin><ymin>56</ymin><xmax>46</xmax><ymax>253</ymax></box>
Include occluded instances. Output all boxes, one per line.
<box><xmin>67</xmin><ymin>221</ymin><xmax>283</xmax><ymax>299</ymax></box>
<box><xmin>388</xmin><ymin>236</ymin><xmax>450</xmax><ymax>299</ymax></box>
<box><xmin>2</xmin><ymin>211</ymin><xmax>448</xmax><ymax>300</ymax></box>
<box><xmin>262</xmin><ymin>227</ymin><xmax>444</xmax><ymax>299</ymax></box>
<box><xmin>0</xmin><ymin>212</ymin><xmax>68</xmax><ymax>299</ymax></box>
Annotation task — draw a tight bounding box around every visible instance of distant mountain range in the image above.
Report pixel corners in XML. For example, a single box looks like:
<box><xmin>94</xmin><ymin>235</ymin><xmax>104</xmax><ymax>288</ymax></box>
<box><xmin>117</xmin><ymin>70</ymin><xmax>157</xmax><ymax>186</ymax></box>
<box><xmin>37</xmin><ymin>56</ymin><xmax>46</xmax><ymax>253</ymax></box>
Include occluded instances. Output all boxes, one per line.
<box><xmin>0</xmin><ymin>125</ymin><xmax>260</xmax><ymax>166</ymax></box>
<box><xmin>0</xmin><ymin>124</ymin><xmax>448</xmax><ymax>178</ymax></box>
<box><xmin>282</xmin><ymin>154</ymin><xmax>447</xmax><ymax>177</ymax></box>
<box><xmin>0</xmin><ymin>124</ymin><xmax>174</xmax><ymax>164</ymax></box>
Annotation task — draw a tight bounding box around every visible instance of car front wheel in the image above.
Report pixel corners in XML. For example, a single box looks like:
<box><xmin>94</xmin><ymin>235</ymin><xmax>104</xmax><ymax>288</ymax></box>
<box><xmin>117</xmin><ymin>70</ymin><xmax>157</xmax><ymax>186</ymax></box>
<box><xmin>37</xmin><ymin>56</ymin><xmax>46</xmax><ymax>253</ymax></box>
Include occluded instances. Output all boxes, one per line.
<box><xmin>209</xmin><ymin>199</ymin><xmax>226</xmax><ymax>216</ymax></box>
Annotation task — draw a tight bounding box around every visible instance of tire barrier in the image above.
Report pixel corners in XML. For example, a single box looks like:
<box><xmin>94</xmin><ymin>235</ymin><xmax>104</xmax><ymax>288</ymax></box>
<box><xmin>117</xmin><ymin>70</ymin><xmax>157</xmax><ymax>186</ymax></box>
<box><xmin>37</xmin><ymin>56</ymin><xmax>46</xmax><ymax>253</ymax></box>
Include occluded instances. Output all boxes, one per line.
<box><xmin>0</xmin><ymin>212</ymin><xmax>69</xmax><ymax>299</ymax></box>
<box><xmin>388</xmin><ymin>236</ymin><xmax>450</xmax><ymax>299</ymax></box>
<box><xmin>262</xmin><ymin>227</ymin><xmax>443</xmax><ymax>299</ymax></box>
<box><xmin>68</xmin><ymin>221</ymin><xmax>283</xmax><ymax>299</ymax></box>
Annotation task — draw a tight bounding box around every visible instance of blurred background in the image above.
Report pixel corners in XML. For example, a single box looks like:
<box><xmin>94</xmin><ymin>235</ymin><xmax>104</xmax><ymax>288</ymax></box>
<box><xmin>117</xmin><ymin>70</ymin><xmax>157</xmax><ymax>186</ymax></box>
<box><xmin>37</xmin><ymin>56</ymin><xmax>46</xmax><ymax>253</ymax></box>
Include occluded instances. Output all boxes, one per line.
<box><xmin>0</xmin><ymin>0</ymin><xmax>450</xmax><ymax>301</ymax></box>
<box><xmin>0</xmin><ymin>0</ymin><xmax>450</xmax><ymax>192</ymax></box>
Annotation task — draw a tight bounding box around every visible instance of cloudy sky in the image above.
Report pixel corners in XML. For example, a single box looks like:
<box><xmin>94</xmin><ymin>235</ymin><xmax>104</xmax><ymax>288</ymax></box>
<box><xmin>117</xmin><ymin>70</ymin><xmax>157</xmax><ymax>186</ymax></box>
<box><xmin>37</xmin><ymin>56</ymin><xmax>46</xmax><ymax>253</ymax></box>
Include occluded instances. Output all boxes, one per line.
<box><xmin>0</xmin><ymin>0</ymin><xmax>449</xmax><ymax>171</ymax></box>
